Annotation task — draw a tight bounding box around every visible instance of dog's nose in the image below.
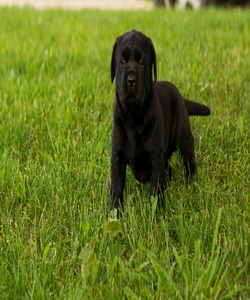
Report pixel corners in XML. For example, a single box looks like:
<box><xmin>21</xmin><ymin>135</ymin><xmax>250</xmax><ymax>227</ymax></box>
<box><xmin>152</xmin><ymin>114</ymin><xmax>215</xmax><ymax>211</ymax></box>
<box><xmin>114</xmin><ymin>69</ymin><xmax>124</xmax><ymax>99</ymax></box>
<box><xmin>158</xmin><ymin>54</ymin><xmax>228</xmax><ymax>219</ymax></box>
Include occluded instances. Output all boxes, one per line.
<box><xmin>127</xmin><ymin>75</ymin><xmax>135</xmax><ymax>87</ymax></box>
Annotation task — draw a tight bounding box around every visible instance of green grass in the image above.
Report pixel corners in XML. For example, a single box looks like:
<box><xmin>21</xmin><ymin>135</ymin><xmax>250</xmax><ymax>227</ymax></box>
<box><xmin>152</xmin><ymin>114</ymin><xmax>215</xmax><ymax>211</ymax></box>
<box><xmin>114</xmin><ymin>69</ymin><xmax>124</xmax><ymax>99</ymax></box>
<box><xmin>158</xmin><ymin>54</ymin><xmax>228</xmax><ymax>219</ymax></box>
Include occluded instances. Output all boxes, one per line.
<box><xmin>0</xmin><ymin>6</ymin><xmax>249</xmax><ymax>299</ymax></box>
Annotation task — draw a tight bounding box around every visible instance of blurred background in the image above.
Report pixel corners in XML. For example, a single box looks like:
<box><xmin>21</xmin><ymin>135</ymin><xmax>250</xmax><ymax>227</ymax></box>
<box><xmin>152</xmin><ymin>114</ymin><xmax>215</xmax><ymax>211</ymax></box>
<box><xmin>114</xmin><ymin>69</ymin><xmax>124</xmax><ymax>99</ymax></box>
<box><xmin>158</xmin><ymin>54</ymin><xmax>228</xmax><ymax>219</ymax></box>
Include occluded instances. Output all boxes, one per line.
<box><xmin>0</xmin><ymin>0</ymin><xmax>249</xmax><ymax>9</ymax></box>
<box><xmin>155</xmin><ymin>0</ymin><xmax>250</xmax><ymax>9</ymax></box>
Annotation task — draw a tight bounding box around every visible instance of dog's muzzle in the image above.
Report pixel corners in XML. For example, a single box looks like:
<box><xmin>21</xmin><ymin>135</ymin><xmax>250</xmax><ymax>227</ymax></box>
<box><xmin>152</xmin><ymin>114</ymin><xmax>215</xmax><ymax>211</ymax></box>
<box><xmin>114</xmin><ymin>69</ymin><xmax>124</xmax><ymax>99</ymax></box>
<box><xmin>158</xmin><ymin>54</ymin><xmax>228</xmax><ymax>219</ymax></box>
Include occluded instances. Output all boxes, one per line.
<box><xmin>127</xmin><ymin>75</ymin><xmax>136</xmax><ymax>87</ymax></box>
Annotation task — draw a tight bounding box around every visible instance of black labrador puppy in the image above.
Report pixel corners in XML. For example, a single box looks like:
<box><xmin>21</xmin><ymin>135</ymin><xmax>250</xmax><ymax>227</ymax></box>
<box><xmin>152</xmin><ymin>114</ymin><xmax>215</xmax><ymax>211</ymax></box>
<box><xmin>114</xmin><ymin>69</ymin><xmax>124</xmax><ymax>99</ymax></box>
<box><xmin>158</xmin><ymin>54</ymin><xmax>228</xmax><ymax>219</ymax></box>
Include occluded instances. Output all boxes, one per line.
<box><xmin>110</xmin><ymin>29</ymin><xmax>210</xmax><ymax>210</ymax></box>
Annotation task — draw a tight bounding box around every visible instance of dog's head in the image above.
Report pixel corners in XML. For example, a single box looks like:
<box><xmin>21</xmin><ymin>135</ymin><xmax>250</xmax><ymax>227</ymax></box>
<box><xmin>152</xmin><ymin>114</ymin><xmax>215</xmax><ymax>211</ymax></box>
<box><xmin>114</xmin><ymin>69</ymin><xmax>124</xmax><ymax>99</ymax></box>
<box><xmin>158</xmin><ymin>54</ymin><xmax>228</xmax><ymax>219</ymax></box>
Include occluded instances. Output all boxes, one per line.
<box><xmin>111</xmin><ymin>29</ymin><xmax>157</xmax><ymax>110</ymax></box>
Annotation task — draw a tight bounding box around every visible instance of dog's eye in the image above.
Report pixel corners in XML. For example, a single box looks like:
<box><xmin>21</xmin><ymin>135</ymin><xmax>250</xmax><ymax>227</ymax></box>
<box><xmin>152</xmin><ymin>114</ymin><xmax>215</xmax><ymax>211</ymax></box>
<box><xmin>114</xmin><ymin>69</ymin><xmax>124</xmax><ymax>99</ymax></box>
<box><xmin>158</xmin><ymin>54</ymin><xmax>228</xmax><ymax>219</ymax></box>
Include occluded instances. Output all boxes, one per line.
<box><xmin>139</xmin><ymin>58</ymin><xmax>145</xmax><ymax>66</ymax></box>
<box><xmin>120</xmin><ymin>58</ymin><xmax>126</xmax><ymax>65</ymax></box>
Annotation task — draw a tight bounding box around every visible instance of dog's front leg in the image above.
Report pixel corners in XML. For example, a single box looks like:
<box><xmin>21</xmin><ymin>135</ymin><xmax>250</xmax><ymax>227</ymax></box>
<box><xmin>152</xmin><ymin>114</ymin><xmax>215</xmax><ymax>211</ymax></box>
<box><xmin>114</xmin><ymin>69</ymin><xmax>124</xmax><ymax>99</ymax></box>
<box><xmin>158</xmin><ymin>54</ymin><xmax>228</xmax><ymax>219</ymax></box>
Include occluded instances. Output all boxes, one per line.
<box><xmin>110</xmin><ymin>158</ymin><xmax>126</xmax><ymax>210</ymax></box>
<box><xmin>150</xmin><ymin>155</ymin><xmax>166</xmax><ymax>207</ymax></box>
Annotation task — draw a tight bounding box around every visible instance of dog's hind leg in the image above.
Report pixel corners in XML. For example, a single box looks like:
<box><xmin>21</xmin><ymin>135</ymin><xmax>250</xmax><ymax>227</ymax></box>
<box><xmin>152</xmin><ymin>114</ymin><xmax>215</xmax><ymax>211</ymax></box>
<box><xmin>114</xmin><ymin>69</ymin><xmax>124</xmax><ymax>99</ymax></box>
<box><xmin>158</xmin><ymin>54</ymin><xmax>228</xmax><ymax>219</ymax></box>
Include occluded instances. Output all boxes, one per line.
<box><xmin>179</xmin><ymin>130</ymin><xmax>197</xmax><ymax>181</ymax></box>
<box><xmin>165</xmin><ymin>161</ymin><xmax>172</xmax><ymax>181</ymax></box>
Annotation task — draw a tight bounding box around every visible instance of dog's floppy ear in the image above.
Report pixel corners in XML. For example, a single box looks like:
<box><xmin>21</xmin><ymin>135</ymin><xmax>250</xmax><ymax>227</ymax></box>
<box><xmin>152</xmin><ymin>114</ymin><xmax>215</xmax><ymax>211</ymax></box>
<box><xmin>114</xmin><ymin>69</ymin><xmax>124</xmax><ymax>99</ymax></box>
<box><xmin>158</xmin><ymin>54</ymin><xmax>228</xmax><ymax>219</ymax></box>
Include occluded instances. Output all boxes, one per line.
<box><xmin>148</xmin><ymin>37</ymin><xmax>157</xmax><ymax>82</ymax></box>
<box><xmin>111</xmin><ymin>41</ymin><xmax>117</xmax><ymax>83</ymax></box>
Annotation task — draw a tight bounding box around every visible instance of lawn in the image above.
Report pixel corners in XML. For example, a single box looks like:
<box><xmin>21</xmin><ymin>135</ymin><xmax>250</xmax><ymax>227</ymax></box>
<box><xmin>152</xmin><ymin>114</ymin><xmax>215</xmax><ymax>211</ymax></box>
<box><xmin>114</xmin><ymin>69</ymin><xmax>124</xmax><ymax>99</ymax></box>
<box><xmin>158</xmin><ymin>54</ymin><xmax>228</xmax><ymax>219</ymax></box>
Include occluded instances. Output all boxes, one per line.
<box><xmin>0</xmin><ymin>6</ymin><xmax>249</xmax><ymax>299</ymax></box>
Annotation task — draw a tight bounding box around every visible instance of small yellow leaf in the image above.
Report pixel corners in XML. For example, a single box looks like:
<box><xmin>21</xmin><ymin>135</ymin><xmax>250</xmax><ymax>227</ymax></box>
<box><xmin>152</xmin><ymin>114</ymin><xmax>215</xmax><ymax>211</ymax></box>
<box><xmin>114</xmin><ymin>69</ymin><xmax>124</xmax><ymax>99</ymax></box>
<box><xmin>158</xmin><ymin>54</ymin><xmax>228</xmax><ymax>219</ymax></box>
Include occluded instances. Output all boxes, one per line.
<box><xmin>78</xmin><ymin>244</ymin><xmax>95</xmax><ymax>264</ymax></box>
<box><xmin>106</xmin><ymin>218</ymin><xmax>123</xmax><ymax>238</ymax></box>
<box><xmin>78</xmin><ymin>244</ymin><xmax>97</xmax><ymax>281</ymax></box>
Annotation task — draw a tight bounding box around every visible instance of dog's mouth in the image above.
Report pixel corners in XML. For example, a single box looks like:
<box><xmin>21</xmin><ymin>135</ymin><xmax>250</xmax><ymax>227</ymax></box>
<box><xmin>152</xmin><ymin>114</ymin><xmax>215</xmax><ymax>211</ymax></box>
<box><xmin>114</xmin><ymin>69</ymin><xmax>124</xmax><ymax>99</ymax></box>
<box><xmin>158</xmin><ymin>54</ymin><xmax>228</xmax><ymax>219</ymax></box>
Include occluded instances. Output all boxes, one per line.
<box><xmin>117</xmin><ymin>82</ymin><xmax>146</xmax><ymax>110</ymax></box>
<box><xmin>128</xmin><ymin>84</ymin><xmax>136</xmax><ymax>91</ymax></box>
<box><xmin>124</xmin><ymin>94</ymin><xmax>140</xmax><ymax>107</ymax></box>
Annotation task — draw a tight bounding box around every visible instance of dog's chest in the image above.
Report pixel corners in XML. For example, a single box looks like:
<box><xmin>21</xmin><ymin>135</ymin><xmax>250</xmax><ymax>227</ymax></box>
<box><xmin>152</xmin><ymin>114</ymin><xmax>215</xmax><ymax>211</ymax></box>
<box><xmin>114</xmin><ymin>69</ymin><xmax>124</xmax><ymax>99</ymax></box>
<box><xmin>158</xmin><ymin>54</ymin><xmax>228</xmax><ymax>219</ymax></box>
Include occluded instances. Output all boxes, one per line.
<box><xmin>122</xmin><ymin>126</ymin><xmax>153</xmax><ymax>183</ymax></box>
<box><xmin>123</xmin><ymin>126</ymin><xmax>146</xmax><ymax>160</ymax></box>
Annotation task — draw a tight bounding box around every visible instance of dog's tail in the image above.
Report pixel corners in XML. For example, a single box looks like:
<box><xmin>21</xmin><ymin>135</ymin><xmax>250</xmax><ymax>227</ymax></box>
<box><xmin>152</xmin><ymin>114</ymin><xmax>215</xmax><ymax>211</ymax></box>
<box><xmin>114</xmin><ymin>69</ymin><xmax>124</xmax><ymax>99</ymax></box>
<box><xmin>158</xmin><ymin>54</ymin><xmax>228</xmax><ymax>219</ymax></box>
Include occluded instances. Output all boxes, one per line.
<box><xmin>185</xmin><ymin>99</ymin><xmax>211</xmax><ymax>116</ymax></box>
